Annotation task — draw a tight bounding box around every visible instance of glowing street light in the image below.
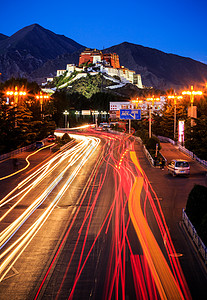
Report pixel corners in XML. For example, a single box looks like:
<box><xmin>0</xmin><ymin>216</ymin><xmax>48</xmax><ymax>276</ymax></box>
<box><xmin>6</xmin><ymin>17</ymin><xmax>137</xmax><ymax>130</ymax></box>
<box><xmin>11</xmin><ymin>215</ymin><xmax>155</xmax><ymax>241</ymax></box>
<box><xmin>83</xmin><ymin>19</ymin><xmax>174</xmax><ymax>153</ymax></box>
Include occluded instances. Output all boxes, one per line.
<box><xmin>63</xmin><ymin>110</ymin><xmax>69</xmax><ymax>128</ymax></box>
<box><xmin>35</xmin><ymin>91</ymin><xmax>50</xmax><ymax>117</ymax></box>
<box><xmin>146</xmin><ymin>96</ymin><xmax>160</xmax><ymax>138</ymax></box>
<box><xmin>182</xmin><ymin>86</ymin><xmax>202</xmax><ymax>126</ymax></box>
<box><xmin>167</xmin><ymin>94</ymin><xmax>183</xmax><ymax>140</ymax></box>
<box><xmin>6</xmin><ymin>86</ymin><xmax>27</xmax><ymax>127</ymax></box>
<box><xmin>6</xmin><ymin>86</ymin><xmax>27</xmax><ymax>105</ymax></box>
<box><xmin>131</xmin><ymin>98</ymin><xmax>143</xmax><ymax>110</ymax></box>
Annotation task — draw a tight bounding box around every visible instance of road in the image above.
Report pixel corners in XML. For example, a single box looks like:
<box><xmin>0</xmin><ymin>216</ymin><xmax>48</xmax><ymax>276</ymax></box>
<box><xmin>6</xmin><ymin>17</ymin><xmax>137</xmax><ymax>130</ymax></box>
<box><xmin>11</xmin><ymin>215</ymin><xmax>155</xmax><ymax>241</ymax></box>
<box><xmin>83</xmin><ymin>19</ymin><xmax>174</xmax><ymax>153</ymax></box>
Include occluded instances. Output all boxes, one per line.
<box><xmin>0</xmin><ymin>129</ymin><xmax>206</xmax><ymax>299</ymax></box>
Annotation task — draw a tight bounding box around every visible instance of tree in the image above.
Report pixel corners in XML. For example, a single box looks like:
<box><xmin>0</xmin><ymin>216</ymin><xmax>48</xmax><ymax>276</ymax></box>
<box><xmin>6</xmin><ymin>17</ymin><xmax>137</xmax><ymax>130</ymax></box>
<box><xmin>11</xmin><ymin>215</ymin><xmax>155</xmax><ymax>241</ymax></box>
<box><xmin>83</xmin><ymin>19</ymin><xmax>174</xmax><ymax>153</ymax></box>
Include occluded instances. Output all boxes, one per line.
<box><xmin>153</xmin><ymin>102</ymin><xmax>187</xmax><ymax>140</ymax></box>
<box><xmin>0</xmin><ymin>78</ymin><xmax>56</xmax><ymax>154</ymax></box>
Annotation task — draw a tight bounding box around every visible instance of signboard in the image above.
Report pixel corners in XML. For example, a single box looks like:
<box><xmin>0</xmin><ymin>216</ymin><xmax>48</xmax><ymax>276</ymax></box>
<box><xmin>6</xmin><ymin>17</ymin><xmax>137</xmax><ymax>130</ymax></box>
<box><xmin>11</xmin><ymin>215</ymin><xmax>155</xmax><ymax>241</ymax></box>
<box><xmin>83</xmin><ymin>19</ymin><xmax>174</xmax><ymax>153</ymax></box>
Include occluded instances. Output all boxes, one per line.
<box><xmin>82</xmin><ymin>110</ymin><xmax>91</xmax><ymax>116</ymax></box>
<box><xmin>110</xmin><ymin>102</ymin><xmax>134</xmax><ymax>111</ymax></box>
<box><xmin>178</xmin><ymin>120</ymin><xmax>184</xmax><ymax>144</ymax></box>
<box><xmin>120</xmin><ymin>109</ymin><xmax>141</xmax><ymax>120</ymax></box>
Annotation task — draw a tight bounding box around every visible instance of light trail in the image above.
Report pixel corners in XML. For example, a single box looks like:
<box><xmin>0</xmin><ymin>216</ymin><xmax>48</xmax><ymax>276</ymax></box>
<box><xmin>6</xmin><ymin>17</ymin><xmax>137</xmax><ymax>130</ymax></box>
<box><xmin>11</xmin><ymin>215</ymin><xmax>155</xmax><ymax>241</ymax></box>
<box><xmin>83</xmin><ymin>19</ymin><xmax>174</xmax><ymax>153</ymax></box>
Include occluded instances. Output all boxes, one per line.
<box><xmin>128</xmin><ymin>151</ymin><xmax>191</xmax><ymax>300</ymax></box>
<box><xmin>0</xmin><ymin>130</ymin><xmax>191</xmax><ymax>300</ymax></box>
<box><xmin>0</xmin><ymin>143</ymin><xmax>55</xmax><ymax>181</ymax></box>
<box><xmin>0</xmin><ymin>134</ymin><xmax>100</xmax><ymax>282</ymax></box>
<box><xmin>33</xmin><ymin>131</ymin><xmax>191</xmax><ymax>300</ymax></box>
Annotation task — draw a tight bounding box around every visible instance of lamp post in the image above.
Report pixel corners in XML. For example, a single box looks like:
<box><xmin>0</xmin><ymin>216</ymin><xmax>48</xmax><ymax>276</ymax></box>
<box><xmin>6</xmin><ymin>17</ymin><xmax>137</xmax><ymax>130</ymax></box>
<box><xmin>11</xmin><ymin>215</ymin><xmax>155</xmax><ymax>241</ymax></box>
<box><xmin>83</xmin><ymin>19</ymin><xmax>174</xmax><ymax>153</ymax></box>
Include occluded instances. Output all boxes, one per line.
<box><xmin>92</xmin><ymin>110</ymin><xmax>99</xmax><ymax>127</ymax></box>
<box><xmin>63</xmin><ymin>110</ymin><xmax>69</xmax><ymax>128</ymax></box>
<box><xmin>75</xmin><ymin>111</ymin><xmax>80</xmax><ymax>122</ymax></box>
<box><xmin>146</xmin><ymin>96</ymin><xmax>160</xmax><ymax>138</ymax></box>
<box><xmin>6</xmin><ymin>86</ymin><xmax>27</xmax><ymax>127</ymax></box>
<box><xmin>36</xmin><ymin>91</ymin><xmax>50</xmax><ymax>118</ymax></box>
<box><xmin>167</xmin><ymin>95</ymin><xmax>183</xmax><ymax>140</ymax></box>
<box><xmin>182</xmin><ymin>86</ymin><xmax>202</xmax><ymax>127</ymax></box>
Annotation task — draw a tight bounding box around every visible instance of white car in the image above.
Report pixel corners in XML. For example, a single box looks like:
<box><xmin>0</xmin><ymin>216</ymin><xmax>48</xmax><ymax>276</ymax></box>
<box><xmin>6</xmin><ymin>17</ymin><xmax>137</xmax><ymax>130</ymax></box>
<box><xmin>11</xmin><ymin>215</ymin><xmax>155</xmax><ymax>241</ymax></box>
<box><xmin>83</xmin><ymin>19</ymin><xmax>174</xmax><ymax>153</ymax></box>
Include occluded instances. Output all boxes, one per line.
<box><xmin>167</xmin><ymin>159</ymin><xmax>190</xmax><ymax>177</ymax></box>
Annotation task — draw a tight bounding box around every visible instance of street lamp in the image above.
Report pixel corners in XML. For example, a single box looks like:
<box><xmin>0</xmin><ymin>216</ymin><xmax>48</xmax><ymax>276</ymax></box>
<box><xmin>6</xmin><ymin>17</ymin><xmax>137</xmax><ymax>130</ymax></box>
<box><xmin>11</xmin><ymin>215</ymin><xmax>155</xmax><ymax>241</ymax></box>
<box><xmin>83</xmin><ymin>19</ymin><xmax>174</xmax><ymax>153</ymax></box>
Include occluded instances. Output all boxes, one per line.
<box><xmin>182</xmin><ymin>86</ymin><xmax>202</xmax><ymax>127</ymax></box>
<box><xmin>35</xmin><ymin>91</ymin><xmax>50</xmax><ymax>118</ymax></box>
<box><xmin>167</xmin><ymin>95</ymin><xmax>183</xmax><ymax>140</ymax></box>
<box><xmin>6</xmin><ymin>86</ymin><xmax>27</xmax><ymax>127</ymax></box>
<box><xmin>131</xmin><ymin>98</ymin><xmax>143</xmax><ymax>109</ymax></box>
<box><xmin>75</xmin><ymin>111</ymin><xmax>80</xmax><ymax>122</ymax></box>
<box><xmin>146</xmin><ymin>96</ymin><xmax>160</xmax><ymax>138</ymax></box>
<box><xmin>92</xmin><ymin>110</ymin><xmax>99</xmax><ymax>127</ymax></box>
<box><xmin>63</xmin><ymin>110</ymin><xmax>69</xmax><ymax>128</ymax></box>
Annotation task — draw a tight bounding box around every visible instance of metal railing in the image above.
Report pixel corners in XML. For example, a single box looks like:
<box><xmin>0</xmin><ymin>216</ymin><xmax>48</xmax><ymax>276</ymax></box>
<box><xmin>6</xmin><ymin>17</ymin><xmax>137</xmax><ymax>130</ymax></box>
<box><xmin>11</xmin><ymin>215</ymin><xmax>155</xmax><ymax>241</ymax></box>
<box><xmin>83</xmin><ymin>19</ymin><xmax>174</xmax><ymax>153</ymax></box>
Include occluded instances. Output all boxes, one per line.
<box><xmin>157</xmin><ymin>136</ymin><xmax>207</xmax><ymax>169</ymax></box>
<box><xmin>0</xmin><ymin>138</ymin><xmax>48</xmax><ymax>161</ymax></box>
<box><xmin>179</xmin><ymin>145</ymin><xmax>207</xmax><ymax>168</ymax></box>
<box><xmin>182</xmin><ymin>209</ymin><xmax>207</xmax><ymax>264</ymax></box>
<box><xmin>157</xmin><ymin>135</ymin><xmax>176</xmax><ymax>145</ymax></box>
<box><xmin>0</xmin><ymin>143</ymin><xmax>36</xmax><ymax>161</ymax></box>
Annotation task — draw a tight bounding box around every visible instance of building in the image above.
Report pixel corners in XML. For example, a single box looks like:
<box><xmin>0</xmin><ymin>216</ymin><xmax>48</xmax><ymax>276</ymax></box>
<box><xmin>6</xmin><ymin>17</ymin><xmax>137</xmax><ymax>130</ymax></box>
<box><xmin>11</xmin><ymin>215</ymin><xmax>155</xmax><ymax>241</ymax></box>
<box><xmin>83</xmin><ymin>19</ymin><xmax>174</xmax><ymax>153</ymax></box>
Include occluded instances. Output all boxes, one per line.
<box><xmin>56</xmin><ymin>70</ymin><xmax>66</xmax><ymax>77</ymax></box>
<box><xmin>54</xmin><ymin>48</ymin><xmax>143</xmax><ymax>89</ymax></box>
<box><xmin>102</xmin><ymin>53</ymin><xmax>120</xmax><ymax>69</ymax></box>
<box><xmin>79</xmin><ymin>49</ymin><xmax>120</xmax><ymax>69</ymax></box>
<box><xmin>79</xmin><ymin>48</ymin><xmax>102</xmax><ymax>66</ymax></box>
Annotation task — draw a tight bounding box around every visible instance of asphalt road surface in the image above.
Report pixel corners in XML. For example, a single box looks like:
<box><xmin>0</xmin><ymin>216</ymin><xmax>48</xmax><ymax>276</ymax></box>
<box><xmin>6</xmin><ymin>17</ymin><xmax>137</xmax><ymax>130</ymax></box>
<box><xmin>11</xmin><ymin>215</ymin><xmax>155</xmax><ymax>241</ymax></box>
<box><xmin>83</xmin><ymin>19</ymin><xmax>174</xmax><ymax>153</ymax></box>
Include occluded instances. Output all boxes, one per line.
<box><xmin>0</xmin><ymin>129</ymin><xmax>206</xmax><ymax>300</ymax></box>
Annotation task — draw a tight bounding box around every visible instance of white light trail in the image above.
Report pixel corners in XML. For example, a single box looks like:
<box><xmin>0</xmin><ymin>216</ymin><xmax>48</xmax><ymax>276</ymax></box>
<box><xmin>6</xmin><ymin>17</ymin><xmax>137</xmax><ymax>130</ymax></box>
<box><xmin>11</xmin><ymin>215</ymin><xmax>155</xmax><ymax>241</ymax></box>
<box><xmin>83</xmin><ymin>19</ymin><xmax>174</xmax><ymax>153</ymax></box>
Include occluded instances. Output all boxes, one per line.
<box><xmin>0</xmin><ymin>134</ymin><xmax>100</xmax><ymax>281</ymax></box>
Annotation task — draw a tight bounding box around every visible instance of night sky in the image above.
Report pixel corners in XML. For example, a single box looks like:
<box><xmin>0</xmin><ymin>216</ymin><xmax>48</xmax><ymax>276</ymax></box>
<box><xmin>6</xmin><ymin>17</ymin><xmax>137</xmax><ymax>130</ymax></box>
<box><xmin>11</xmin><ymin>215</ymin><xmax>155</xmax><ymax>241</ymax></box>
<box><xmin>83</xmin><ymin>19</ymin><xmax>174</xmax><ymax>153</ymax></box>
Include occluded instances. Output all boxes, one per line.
<box><xmin>1</xmin><ymin>0</ymin><xmax>207</xmax><ymax>64</ymax></box>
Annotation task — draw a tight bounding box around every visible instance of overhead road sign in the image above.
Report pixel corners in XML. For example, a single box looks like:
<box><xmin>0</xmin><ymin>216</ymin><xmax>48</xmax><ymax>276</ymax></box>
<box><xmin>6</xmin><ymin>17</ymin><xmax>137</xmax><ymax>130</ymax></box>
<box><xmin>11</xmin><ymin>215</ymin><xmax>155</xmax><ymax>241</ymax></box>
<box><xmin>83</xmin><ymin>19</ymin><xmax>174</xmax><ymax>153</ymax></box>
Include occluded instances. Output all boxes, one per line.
<box><xmin>120</xmin><ymin>109</ymin><xmax>141</xmax><ymax>120</ymax></box>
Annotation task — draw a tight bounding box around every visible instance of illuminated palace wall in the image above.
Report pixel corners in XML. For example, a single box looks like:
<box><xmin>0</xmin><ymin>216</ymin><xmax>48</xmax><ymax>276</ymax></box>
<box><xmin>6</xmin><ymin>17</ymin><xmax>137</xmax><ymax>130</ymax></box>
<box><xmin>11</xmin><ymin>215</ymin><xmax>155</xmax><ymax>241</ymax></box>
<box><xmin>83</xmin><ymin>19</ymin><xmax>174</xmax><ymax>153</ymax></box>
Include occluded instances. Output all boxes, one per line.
<box><xmin>79</xmin><ymin>49</ymin><xmax>120</xmax><ymax>69</ymax></box>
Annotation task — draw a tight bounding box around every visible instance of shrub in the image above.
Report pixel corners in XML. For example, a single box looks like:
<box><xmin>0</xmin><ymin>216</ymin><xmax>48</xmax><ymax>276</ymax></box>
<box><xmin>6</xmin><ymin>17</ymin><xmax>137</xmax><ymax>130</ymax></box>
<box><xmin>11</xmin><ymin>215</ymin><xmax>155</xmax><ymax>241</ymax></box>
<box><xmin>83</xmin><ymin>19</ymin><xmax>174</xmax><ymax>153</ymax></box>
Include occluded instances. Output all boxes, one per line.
<box><xmin>146</xmin><ymin>136</ymin><xmax>161</xmax><ymax>152</ymax></box>
<box><xmin>61</xmin><ymin>133</ymin><xmax>72</xmax><ymax>143</ymax></box>
<box><xmin>198</xmin><ymin>213</ymin><xmax>207</xmax><ymax>245</ymax></box>
<box><xmin>135</xmin><ymin>129</ymin><xmax>148</xmax><ymax>144</ymax></box>
<box><xmin>185</xmin><ymin>184</ymin><xmax>207</xmax><ymax>226</ymax></box>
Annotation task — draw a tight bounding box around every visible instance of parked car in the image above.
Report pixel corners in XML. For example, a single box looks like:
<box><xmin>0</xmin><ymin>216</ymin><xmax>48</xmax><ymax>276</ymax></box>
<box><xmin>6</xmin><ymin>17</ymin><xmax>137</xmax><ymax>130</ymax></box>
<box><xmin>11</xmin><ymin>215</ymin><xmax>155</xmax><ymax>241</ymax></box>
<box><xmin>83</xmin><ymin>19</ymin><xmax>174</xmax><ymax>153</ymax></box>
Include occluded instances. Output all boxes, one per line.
<box><xmin>167</xmin><ymin>159</ymin><xmax>190</xmax><ymax>177</ymax></box>
<box><xmin>47</xmin><ymin>135</ymin><xmax>56</xmax><ymax>142</ymax></box>
<box><xmin>36</xmin><ymin>141</ymin><xmax>44</xmax><ymax>149</ymax></box>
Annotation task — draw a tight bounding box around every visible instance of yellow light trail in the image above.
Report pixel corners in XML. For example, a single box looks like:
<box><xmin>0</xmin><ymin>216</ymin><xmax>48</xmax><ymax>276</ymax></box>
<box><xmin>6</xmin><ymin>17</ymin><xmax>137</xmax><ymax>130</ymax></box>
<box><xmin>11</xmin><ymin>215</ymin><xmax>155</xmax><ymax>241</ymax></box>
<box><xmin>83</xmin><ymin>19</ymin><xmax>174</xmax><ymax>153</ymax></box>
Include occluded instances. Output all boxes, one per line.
<box><xmin>0</xmin><ymin>143</ymin><xmax>55</xmax><ymax>181</ymax></box>
<box><xmin>128</xmin><ymin>151</ymin><xmax>184</xmax><ymax>300</ymax></box>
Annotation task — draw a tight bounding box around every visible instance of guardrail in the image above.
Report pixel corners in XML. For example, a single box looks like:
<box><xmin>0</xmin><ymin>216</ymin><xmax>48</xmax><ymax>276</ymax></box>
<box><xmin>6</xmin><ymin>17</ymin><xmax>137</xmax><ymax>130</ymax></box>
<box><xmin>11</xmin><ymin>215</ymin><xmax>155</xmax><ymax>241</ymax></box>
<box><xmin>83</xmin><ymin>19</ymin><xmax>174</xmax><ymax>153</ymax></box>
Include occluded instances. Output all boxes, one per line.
<box><xmin>143</xmin><ymin>144</ymin><xmax>155</xmax><ymax>166</ymax></box>
<box><xmin>0</xmin><ymin>138</ymin><xmax>48</xmax><ymax>161</ymax></box>
<box><xmin>179</xmin><ymin>145</ymin><xmax>207</xmax><ymax>168</ymax></box>
<box><xmin>157</xmin><ymin>135</ymin><xmax>176</xmax><ymax>145</ymax></box>
<box><xmin>182</xmin><ymin>209</ymin><xmax>207</xmax><ymax>264</ymax></box>
<box><xmin>0</xmin><ymin>143</ymin><xmax>36</xmax><ymax>161</ymax></box>
<box><xmin>157</xmin><ymin>136</ymin><xmax>207</xmax><ymax>169</ymax></box>
<box><xmin>134</xmin><ymin>137</ymin><xmax>154</xmax><ymax>166</ymax></box>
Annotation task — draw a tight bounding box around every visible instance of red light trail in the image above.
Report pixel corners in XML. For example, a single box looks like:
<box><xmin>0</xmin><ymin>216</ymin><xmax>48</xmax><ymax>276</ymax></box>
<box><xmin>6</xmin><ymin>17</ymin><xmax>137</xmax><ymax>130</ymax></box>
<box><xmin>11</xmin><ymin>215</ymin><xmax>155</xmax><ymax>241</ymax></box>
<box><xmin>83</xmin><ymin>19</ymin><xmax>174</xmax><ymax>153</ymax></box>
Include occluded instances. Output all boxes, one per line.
<box><xmin>0</xmin><ymin>128</ymin><xmax>191</xmax><ymax>299</ymax></box>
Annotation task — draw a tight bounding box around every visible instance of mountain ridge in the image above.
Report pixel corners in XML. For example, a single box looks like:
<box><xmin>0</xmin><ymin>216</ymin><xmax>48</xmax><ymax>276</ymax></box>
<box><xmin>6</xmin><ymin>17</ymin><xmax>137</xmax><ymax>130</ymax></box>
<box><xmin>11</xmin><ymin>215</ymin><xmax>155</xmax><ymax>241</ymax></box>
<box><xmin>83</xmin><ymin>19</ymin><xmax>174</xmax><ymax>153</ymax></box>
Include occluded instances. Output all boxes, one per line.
<box><xmin>0</xmin><ymin>24</ymin><xmax>84</xmax><ymax>81</ymax></box>
<box><xmin>0</xmin><ymin>24</ymin><xmax>207</xmax><ymax>90</ymax></box>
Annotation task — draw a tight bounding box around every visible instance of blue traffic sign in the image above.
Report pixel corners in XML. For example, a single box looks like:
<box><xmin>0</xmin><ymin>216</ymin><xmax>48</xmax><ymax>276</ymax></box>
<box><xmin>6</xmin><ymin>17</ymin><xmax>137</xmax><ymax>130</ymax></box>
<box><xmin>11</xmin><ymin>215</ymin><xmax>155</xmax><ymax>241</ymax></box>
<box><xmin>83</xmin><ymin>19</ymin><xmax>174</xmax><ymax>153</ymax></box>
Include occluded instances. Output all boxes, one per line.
<box><xmin>120</xmin><ymin>109</ymin><xmax>141</xmax><ymax>120</ymax></box>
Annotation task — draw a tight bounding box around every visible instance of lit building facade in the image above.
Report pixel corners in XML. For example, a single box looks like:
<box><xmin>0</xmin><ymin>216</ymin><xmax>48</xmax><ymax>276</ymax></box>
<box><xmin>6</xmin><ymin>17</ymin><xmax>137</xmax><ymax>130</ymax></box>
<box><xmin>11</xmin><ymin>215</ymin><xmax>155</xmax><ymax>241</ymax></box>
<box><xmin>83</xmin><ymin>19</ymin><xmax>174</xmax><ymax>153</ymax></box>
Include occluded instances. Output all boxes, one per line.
<box><xmin>79</xmin><ymin>49</ymin><xmax>120</xmax><ymax>69</ymax></box>
<box><xmin>54</xmin><ymin>48</ymin><xmax>143</xmax><ymax>89</ymax></box>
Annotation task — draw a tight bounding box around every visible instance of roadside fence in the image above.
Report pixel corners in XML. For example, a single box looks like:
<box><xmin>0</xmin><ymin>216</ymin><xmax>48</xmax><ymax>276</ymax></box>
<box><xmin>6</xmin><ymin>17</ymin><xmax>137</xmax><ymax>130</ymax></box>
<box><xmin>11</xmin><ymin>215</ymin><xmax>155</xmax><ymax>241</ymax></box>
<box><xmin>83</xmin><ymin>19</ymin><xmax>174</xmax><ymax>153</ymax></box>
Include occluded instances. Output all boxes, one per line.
<box><xmin>0</xmin><ymin>143</ymin><xmax>36</xmax><ymax>161</ymax></box>
<box><xmin>157</xmin><ymin>135</ymin><xmax>176</xmax><ymax>145</ymax></box>
<box><xmin>179</xmin><ymin>145</ymin><xmax>207</xmax><ymax>168</ymax></box>
<box><xmin>0</xmin><ymin>138</ymin><xmax>48</xmax><ymax>161</ymax></box>
<box><xmin>182</xmin><ymin>209</ymin><xmax>207</xmax><ymax>264</ymax></box>
<box><xmin>157</xmin><ymin>136</ymin><xmax>207</xmax><ymax>169</ymax></box>
<box><xmin>134</xmin><ymin>136</ymin><xmax>154</xmax><ymax>166</ymax></box>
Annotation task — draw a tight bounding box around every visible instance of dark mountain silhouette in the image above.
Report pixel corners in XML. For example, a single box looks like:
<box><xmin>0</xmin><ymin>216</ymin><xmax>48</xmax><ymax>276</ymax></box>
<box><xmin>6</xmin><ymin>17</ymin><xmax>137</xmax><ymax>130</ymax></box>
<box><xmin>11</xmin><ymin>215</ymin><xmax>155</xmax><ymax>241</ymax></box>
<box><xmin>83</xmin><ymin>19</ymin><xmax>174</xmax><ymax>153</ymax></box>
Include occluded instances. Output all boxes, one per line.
<box><xmin>1</xmin><ymin>24</ymin><xmax>207</xmax><ymax>90</ymax></box>
<box><xmin>0</xmin><ymin>33</ymin><xmax>8</xmax><ymax>41</ymax></box>
<box><xmin>0</xmin><ymin>24</ymin><xmax>84</xmax><ymax>81</ymax></box>
<box><xmin>30</xmin><ymin>51</ymin><xmax>81</xmax><ymax>81</ymax></box>
<box><xmin>103</xmin><ymin>42</ymin><xmax>207</xmax><ymax>90</ymax></box>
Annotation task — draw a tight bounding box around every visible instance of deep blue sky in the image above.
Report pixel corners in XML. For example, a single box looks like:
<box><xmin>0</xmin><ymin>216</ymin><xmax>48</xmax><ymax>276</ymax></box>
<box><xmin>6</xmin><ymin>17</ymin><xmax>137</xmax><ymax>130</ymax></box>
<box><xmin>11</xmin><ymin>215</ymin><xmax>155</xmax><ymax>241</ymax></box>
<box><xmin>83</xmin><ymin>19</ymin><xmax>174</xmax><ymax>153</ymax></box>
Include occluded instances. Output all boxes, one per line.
<box><xmin>1</xmin><ymin>0</ymin><xmax>207</xmax><ymax>64</ymax></box>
